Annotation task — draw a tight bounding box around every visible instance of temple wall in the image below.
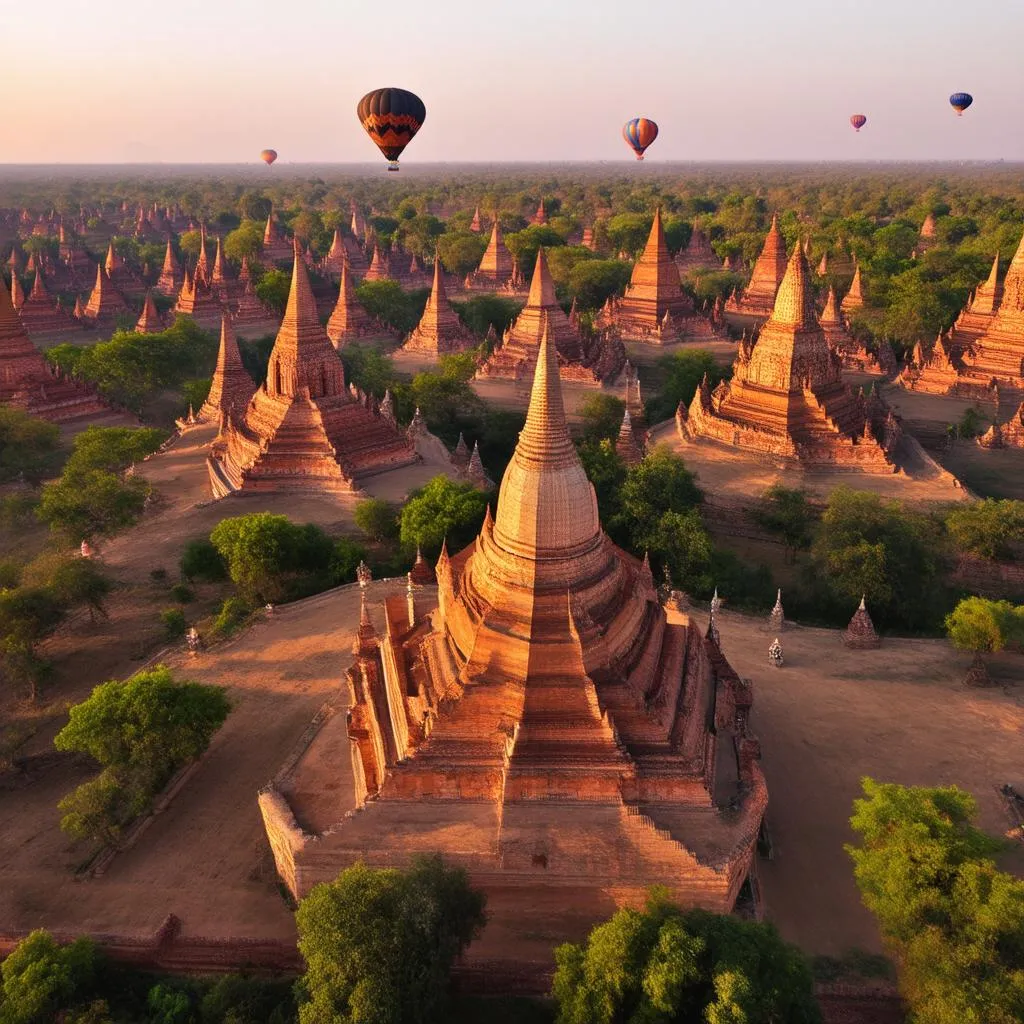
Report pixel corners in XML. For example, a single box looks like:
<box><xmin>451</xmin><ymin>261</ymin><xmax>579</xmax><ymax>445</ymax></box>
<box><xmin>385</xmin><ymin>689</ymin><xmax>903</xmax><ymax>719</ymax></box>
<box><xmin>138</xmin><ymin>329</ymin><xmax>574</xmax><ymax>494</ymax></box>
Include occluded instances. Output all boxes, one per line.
<box><xmin>257</xmin><ymin>787</ymin><xmax>311</xmax><ymax>899</ymax></box>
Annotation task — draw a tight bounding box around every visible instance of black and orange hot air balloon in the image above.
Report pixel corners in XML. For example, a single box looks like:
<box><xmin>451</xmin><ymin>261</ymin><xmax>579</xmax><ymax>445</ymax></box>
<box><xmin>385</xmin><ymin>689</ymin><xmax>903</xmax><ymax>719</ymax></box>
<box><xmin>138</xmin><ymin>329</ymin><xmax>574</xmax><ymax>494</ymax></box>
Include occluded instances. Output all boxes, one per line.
<box><xmin>260</xmin><ymin>149</ymin><xmax>277</xmax><ymax>166</ymax></box>
<box><xmin>357</xmin><ymin>88</ymin><xmax>426</xmax><ymax>171</ymax></box>
<box><xmin>850</xmin><ymin>114</ymin><xmax>867</xmax><ymax>132</ymax></box>
<box><xmin>623</xmin><ymin>117</ymin><xmax>658</xmax><ymax>160</ymax></box>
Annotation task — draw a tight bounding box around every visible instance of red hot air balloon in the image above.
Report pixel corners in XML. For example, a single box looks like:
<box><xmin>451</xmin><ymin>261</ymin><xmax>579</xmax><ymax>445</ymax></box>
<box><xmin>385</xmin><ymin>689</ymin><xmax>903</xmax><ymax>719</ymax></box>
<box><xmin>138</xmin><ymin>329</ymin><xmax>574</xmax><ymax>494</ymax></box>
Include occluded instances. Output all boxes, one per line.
<box><xmin>850</xmin><ymin>114</ymin><xmax>867</xmax><ymax>132</ymax></box>
<box><xmin>260</xmin><ymin>149</ymin><xmax>277</xmax><ymax>166</ymax></box>
<box><xmin>623</xmin><ymin>118</ymin><xmax>659</xmax><ymax>160</ymax></box>
<box><xmin>357</xmin><ymin>88</ymin><xmax>427</xmax><ymax>171</ymax></box>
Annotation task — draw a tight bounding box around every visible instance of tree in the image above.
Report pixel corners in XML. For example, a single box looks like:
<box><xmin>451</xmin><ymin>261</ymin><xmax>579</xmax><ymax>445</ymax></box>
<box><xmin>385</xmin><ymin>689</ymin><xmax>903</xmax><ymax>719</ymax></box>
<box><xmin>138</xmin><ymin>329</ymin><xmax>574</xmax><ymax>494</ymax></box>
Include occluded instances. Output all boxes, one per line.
<box><xmin>354</xmin><ymin>499</ymin><xmax>399</xmax><ymax>542</ymax></box>
<box><xmin>613</xmin><ymin>447</ymin><xmax>702</xmax><ymax>549</ymax></box>
<box><xmin>224</xmin><ymin>220</ymin><xmax>264</xmax><ymax>263</ymax></box>
<box><xmin>436</xmin><ymin>231</ymin><xmax>487</xmax><ymax>277</ymax></box>
<box><xmin>945</xmin><ymin>499</ymin><xmax>1024</xmax><ymax>561</ymax></box>
<box><xmin>22</xmin><ymin>554</ymin><xmax>112</xmax><ymax>621</ymax></box>
<box><xmin>450</xmin><ymin>295</ymin><xmax>521</xmax><ymax>338</ymax></box>
<box><xmin>567</xmin><ymin>260</ymin><xmax>631</xmax><ymax>309</ymax></box>
<box><xmin>847</xmin><ymin>779</ymin><xmax>1024</xmax><ymax>1024</ymax></box>
<box><xmin>338</xmin><ymin>346</ymin><xmax>398</xmax><ymax>399</ymax></box>
<box><xmin>944</xmin><ymin>596</ymin><xmax>1023</xmax><ymax>685</ymax></box>
<box><xmin>296</xmin><ymin>856</ymin><xmax>487</xmax><ymax>1024</ymax></box>
<box><xmin>0</xmin><ymin>930</ymin><xmax>99</xmax><ymax>1024</ymax></box>
<box><xmin>578</xmin><ymin>393</ymin><xmax>625</xmax><ymax>442</ymax></box>
<box><xmin>644</xmin><ymin>350</ymin><xmax>728</xmax><ymax>425</ymax></box>
<box><xmin>504</xmin><ymin>226</ymin><xmax>565</xmax><ymax>276</ymax></box>
<box><xmin>643</xmin><ymin>509</ymin><xmax>714</xmax><ymax>595</ymax></box>
<box><xmin>755</xmin><ymin>484</ymin><xmax>814</xmax><ymax>559</ymax></box>
<box><xmin>577</xmin><ymin>439</ymin><xmax>626</xmax><ymax>525</ymax></box>
<box><xmin>552</xmin><ymin>891</ymin><xmax>820</xmax><ymax>1024</ymax></box>
<box><xmin>0</xmin><ymin>407</ymin><xmax>61</xmax><ymax>484</ymax></box>
<box><xmin>39</xmin><ymin>469</ymin><xmax>151</xmax><ymax>542</ymax></box>
<box><xmin>399</xmin><ymin>476</ymin><xmax>489</xmax><ymax>555</ymax></box>
<box><xmin>0</xmin><ymin>587</ymin><xmax>64</xmax><ymax>701</ymax></box>
<box><xmin>256</xmin><ymin>269</ymin><xmax>291</xmax><ymax>315</ymax></box>
<box><xmin>179</xmin><ymin>538</ymin><xmax>228</xmax><ymax>582</ymax></box>
<box><xmin>54</xmin><ymin>665</ymin><xmax>230</xmax><ymax>846</ymax></box>
<box><xmin>355</xmin><ymin>280</ymin><xmax>428</xmax><ymax>335</ymax></box>
<box><xmin>605</xmin><ymin>212</ymin><xmax>654</xmax><ymax>258</ymax></box>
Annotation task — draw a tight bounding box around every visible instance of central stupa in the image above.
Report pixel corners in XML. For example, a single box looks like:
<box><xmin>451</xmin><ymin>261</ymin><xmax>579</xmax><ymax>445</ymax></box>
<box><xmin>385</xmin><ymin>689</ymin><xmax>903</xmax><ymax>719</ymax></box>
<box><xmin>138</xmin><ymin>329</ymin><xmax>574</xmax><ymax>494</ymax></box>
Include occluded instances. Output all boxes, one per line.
<box><xmin>260</xmin><ymin>321</ymin><xmax>767</xmax><ymax>924</ymax></box>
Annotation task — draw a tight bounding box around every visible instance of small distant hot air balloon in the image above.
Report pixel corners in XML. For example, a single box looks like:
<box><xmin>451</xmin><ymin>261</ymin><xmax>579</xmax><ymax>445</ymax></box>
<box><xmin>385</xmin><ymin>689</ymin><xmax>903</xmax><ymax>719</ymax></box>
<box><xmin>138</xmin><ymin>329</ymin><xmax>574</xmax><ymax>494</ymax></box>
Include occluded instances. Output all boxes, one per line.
<box><xmin>260</xmin><ymin>149</ymin><xmax>277</xmax><ymax>166</ymax></box>
<box><xmin>850</xmin><ymin>114</ymin><xmax>867</xmax><ymax>132</ymax></box>
<box><xmin>357</xmin><ymin>88</ymin><xmax>426</xmax><ymax>171</ymax></box>
<box><xmin>623</xmin><ymin>118</ymin><xmax>658</xmax><ymax>161</ymax></box>
<box><xmin>949</xmin><ymin>93</ymin><xmax>973</xmax><ymax>116</ymax></box>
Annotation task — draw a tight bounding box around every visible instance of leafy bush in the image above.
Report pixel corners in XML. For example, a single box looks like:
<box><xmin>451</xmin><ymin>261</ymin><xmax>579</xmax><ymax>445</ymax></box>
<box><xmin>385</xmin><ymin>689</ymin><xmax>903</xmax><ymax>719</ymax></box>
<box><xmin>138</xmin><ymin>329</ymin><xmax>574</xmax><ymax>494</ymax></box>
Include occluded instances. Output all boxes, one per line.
<box><xmin>179</xmin><ymin>538</ymin><xmax>228</xmax><ymax>582</ymax></box>
<box><xmin>399</xmin><ymin>477</ymin><xmax>490</xmax><ymax>556</ymax></box>
<box><xmin>160</xmin><ymin>607</ymin><xmax>186</xmax><ymax>639</ymax></box>
<box><xmin>353</xmin><ymin>498</ymin><xmax>399</xmax><ymax>542</ymax></box>
<box><xmin>212</xmin><ymin>596</ymin><xmax>251</xmax><ymax>637</ymax></box>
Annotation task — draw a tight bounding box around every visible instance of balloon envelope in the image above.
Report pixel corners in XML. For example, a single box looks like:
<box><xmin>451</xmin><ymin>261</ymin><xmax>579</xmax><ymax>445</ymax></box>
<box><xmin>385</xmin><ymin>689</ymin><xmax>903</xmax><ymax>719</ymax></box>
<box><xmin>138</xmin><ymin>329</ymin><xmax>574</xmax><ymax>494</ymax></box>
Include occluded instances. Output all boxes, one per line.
<box><xmin>623</xmin><ymin>117</ymin><xmax>658</xmax><ymax>160</ymax></box>
<box><xmin>259</xmin><ymin>149</ymin><xmax>277</xmax><ymax>165</ymax></box>
<box><xmin>950</xmin><ymin>92</ymin><xmax>973</xmax><ymax>115</ymax></box>
<box><xmin>850</xmin><ymin>114</ymin><xmax>867</xmax><ymax>132</ymax></box>
<box><xmin>357</xmin><ymin>88</ymin><xmax>427</xmax><ymax>166</ymax></box>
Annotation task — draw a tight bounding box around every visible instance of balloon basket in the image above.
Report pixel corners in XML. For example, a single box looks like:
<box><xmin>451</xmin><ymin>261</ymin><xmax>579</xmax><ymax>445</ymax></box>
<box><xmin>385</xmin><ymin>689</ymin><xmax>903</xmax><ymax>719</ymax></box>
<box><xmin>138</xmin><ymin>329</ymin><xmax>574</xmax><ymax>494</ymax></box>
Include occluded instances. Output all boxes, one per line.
<box><xmin>387</xmin><ymin>161</ymin><xmax>400</xmax><ymax>172</ymax></box>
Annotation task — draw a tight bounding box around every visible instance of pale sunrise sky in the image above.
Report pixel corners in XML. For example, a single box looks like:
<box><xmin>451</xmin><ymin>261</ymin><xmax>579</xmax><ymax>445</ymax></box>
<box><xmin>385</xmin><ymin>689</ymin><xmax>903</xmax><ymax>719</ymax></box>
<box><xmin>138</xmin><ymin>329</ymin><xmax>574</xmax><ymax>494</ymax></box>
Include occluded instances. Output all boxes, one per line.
<box><xmin>5</xmin><ymin>0</ymin><xmax>1023</xmax><ymax>163</ymax></box>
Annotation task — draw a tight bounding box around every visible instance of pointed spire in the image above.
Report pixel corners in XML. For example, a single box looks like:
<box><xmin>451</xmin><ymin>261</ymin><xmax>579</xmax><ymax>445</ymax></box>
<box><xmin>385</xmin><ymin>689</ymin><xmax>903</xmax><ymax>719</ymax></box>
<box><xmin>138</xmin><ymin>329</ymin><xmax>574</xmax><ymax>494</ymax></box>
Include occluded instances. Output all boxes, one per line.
<box><xmin>105</xmin><ymin>240</ymin><xmax>120</xmax><ymax>274</ymax></box>
<box><xmin>202</xmin><ymin>312</ymin><xmax>255</xmax><ymax>417</ymax></box>
<box><xmin>327</xmin><ymin>255</ymin><xmax>373</xmax><ymax>348</ymax></box>
<box><xmin>9</xmin><ymin>271</ymin><xmax>25</xmax><ymax>311</ymax></box>
<box><xmin>527</xmin><ymin>248</ymin><xmax>558</xmax><ymax>307</ymax></box>
<box><xmin>135</xmin><ymin>289</ymin><xmax>162</xmax><ymax>334</ymax></box>
<box><xmin>820</xmin><ymin>285</ymin><xmax>840</xmax><ymax>325</ymax></box>
<box><xmin>768</xmin><ymin>241</ymin><xmax>817</xmax><ymax>329</ymax></box>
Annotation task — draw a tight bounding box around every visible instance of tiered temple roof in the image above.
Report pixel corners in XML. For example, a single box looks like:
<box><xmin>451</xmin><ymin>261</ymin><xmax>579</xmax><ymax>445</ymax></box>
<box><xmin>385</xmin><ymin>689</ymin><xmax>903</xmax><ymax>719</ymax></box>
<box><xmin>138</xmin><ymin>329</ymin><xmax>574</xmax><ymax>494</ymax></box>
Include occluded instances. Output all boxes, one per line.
<box><xmin>134</xmin><ymin>289</ymin><xmax>163</xmax><ymax>334</ymax></box>
<box><xmin>956</xmin><ymin>231</ymin><xmax>1024</xmax><ymax>392</ymax></box>
<box><xmin>209</xmin><ymin>245</ymin><xmax>417</xmax><ymax>496</ymax></box>
<box><xmin>477</xmin><ymin>249</ymin><xmax>622</xmax><ymax>385</ymax></box>
<box><xmin>260</xmin><ymin>313</ymin><xmax>767</xmax><ymax>921</ymax></box>
<box><xmin>840</xmin><ymin>263</ymin><xmax>865</xmax><ymax>316</ymax></box>
<box><xmin>597</xmin><ymin>209</ymin><xmax>718</xmax><ymax>344</ymax></box>
<box><xmin>952</xmin><ymin>253</ymin><xmax>1002</xmax><ymax>344</ymax></box>
<box><xmin>675</xmin><ymin>221</ymin><xmax>720</xmax><ymax>276</ymax></box>
<box><xmin>896</xmin><ymin>334</ymin><xmax>961</xmax><ymax>394</ymax></box>
<box><xmin>173</xmin><ymin>267</ymin><xmax>222</xmax><ymax>328</ymax></box>
<box><xmin>469</xmin><ymin>206</ymin><xmax>482</xmax><ymax>232</ymax></box>
<box><xmin>465</xmin><ymin>217</ymin><xmax>516</xmax><ymax>291</ymax></box>
<box><xmin>531</xmin><ymin>199</ymin><xmax>548</xmax><ymax>225</ymax></box>
<box><xmin>230</xmin><ymin>279</ymin><xmax>277</xmax><ymax>336</ymax></box>
<box><xmin>83</xmin><ymin>264</ymin><xmax>129</xmax><ymax>323</ymax></box>
<box><xmin>724</xmin><ymin>214</ymin><xmax>788</xmax><ymax>322</ymax></box>
<box><xmin>200</xmin><ymin>314</ymin><xmax>256</xmax><ymax>421</ymax></box>
<box><xmin>681</xmin><ymin>242</ymin><xmax>894</xmax><ymax>472</ymax></box>
<box><xmin>362</xmin><ymin>244</ymin><xmax>390</xmax><ymax>282</ymax></box>
<box><xmin>918</xmin><ymin>213</ymin><xmax>938</xmax><ymax>252</ymax></box>
<box><xmin>326</xmin><ymin>258</ymin><xmax>376</xmax><ymax>348</ymax></box>
<box><xmin>402</xmin><ymin>256</ymin><xmax>476</xmax><ymax>356</ymax></box>
<box><xmin>322</xmin><ymin>229</ymin><xmax>346</xmax><ymax>278</ymax></box>
<box><xmin>261</xmin><ymin>211</ymin><xmax>292</xmax><ymax>265</ymax></box>
<box><xmin>17</xmin><ymin>265</ymin><xmax>71</xmax><ymax>336</ymax></box>
<box><xmin>978</xmin><ymin>401</ymin><xmax>1024</xmax><ymax>449</ymax></box>
<box><xmin>0</xmin><ymin>279</ymin><xmax>106</xmax><ymax>422</ymax></box>
<box><xmin>155</xmin><ymin>240</ymin><xmax>183</xmax><ymax>297</ymax></box>
<box><xmin>210</xmin><ymin>238</ymin><xmax>231</xmax><ymax>297</ymax></box>
<box><xmin>821</xmin><ymin>286</ymin><xmax>895</xmax><ymax>376</ymax></box>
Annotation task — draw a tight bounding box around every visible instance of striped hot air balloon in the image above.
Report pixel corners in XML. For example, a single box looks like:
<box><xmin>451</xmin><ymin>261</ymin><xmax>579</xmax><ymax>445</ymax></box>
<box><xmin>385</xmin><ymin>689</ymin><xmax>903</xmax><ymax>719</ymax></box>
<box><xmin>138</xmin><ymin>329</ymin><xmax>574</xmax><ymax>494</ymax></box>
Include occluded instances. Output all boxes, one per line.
<box><xmin>357</xmin><ymin>88</ymin><xmax>427</xmax><ymax>171</ymax></box>
<box><xmin>259</xmin><ymin>149</ymin><xmax>277</xmax><ymax>165</ymax></box>
<box><xmin>950</xmin><ymin>92</ymin><xmax>973</xmax><ymax>116</ymax></box>
<box><xmin>850</xmin><ymin>114</ymin><xmax>867</xmax><ymax>132</ymax></box>
<box><xmin>623</xmin><ymin>118</ymin><xmax>659</xmax><ymax>161</ymax></box>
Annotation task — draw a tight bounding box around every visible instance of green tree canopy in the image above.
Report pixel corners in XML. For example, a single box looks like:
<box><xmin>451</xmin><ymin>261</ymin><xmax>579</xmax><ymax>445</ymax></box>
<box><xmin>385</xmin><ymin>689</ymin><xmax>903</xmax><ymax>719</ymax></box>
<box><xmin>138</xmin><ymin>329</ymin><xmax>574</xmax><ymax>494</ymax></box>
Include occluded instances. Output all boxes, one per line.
<box><xmin>436</xmin><ymin>231</ymin><xmax>488</xmax><ymax>277</ymax></box>
<box><xmin>355</xmin><ymin>280</ymin><xmax>428</xmax><ymax>335</ymax></box>
<box><xmin>0</xmin><ymin>408</ymin><xmax>61</xmax><ymax>484</ymax></box>
<box><xmin>223</xmin><ymin>219</ymin><xmax>264</xmax><ymax>263</ymax></box>
<box><xmin>504</xmin><ymin>226</ymin><xmax>566</xmax><ymax>277</ymax></box>
<box><xmin>945</xmin><ymin>499</ymin><xmax>1024</xmax><ymax>561</ymax></box>
<box><xmin>0</xmin><ymin>930</ymin><xmax>99</xmax><ymax>1024</ymax></box>
<box><xmin>847</xmin><ymin>779</ymin><xmax>1024</xmax><ymax>1023</ymax></box>
<box><xmin>578</xmin><ymin>394</ymin><xmax>625</xmax><ymax>442</ymax></box>
<box><xmin>399</xmin><ymin>476</ymin><xmax>489</xmax><ymax>555</ymax></box>
<box><xmin>944</xmin><ymin>596</ymin><xmax>1023</xmax><ymax>654</ymax></box>
<box><xmin>255</xmin><ymin>269</ymin><xmax>291</xmax><ymax>315</ymax></box>
<box><xmin>353</xmin><ymin>498</ymin><xmax>399</xmax><ymax>543</ymax></box>
<box><xmin>568</xmin><ymin>260</ymin><xmax>632</xmax><ymax>309</ymax></box>
<box><xmin>552</xmin><ymin>892</ymin><xmax>820</xmax><ymax>1024</ymax></box>
<box><xmin>296</xmin><ymin>856</ymin><xmax>487</xmax><ymax>1024</ymax></box>
<box><xmin>644</xmin><ymin>350</ymin><xmax>729</xmax><ymax>425</ymax></box>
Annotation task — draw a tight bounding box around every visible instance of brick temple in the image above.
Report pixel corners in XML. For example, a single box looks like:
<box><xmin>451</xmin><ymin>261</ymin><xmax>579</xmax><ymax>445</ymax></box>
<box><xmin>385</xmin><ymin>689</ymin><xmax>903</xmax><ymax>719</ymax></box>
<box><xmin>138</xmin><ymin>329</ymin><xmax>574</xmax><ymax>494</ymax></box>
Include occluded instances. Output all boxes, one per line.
<box><xmin>208</xmin><ymin>245</ymin><xmax>416</xmax><ymax>496</ymax></box>
<box><xmin>675</xmin><ymin>221</ymin><xmax>720</xmax><ymax>277</ymax></box>
<box><xmin>725</xmin><ymin>214</ymin><xmax>788</xmax><ymax>325</ymax></box>
<box><xmin>402</xmin><ymin>255</ymin><xmax>476</xmax><ymax>356</ymax></box>
<box><xmin>199</xmin><ymin>314</ymin><xmax>255</xmax><ymax>421</ymax></box>
<box><xmin>260</xmin><ymin>321</ymin><xmax>767</xmax><ymax>923</ymax></box>
<box><xmin>326</xmin><ymin>258</ymin><xmax>376</xmax><ymax>348</ymax></box>
<box><xmin>464</xmin><ymin>217</ymin><xmax>516</xmax><ymax>291</ymax></box>
<box><xmin>680</xmin><ymin>241</ymin><xmax>895</xmax><ymax>472</ymax></box>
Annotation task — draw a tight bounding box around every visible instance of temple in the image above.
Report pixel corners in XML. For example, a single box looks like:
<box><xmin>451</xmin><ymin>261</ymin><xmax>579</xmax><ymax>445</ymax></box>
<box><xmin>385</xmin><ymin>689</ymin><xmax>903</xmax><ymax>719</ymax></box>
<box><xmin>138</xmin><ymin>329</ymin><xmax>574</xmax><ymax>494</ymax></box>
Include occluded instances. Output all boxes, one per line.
<box><xmin>402</xmin><ymin>256</ymin><xmax>476</xmax><ymax>356</ymax></box>
<box><xmin>17</xmin><ymin>266</ymin><xmax>70</xmax><ymax>337</ymax></box>
<box><xmin>208</xmin><ymin>245</ymin><xmax>417</xmax><ymax>496</ymax></box>
<box><xmin>134</xmin><ymin>289</ymin><xmax>163</xmax><ymax>334</ymax></box>
<box><xmin>362</xmin><ymin>245</ymin><xmax>390</xmax><ymax>282</ymax></box>
<box><xmin>597</xmin><ymin>209</ymin><xmax>718</xmax><ymax>344</ymax></box>
<box><xmin>0</xmin><ymin>278</ymin><xmax>106</xmax><ymax>422</ymax></box>
<box><xmin>840</xmin><ymin>263</ymin><xmax>865</xmax><ymax>316</ymax></box>
<box><xmin>680</xmin><ymin>241</ymin><xmax>895</xmax><ymax>472</ymax></box>
<box><xmin>464</xmin><ymin>218</ymin><xmax>516</xmax><ymax>291</ymax></box>
<box><xmin>478</xmin><ymin>249</ymin><xmax>623</xmax><ymax>385</ymax></box>
<box><xmin>843</xmin><ymin>597</ymin><xmax>880</xmax><ymax>648</ymax></box>
<box><xmin>326</xmin><ymin>258</ymin><xmax>376</xmax><ymax>348</ymax></box>
<box><xmin>896</xmin><ymin>334</ymin><xmax>961</xmax><ymax>395</ymax></box>
<box><xmin>725</xmin><ymin>214</ymin><xmax>788</xmax><ymax>324</ymax></box>
<box><xmin>978</xmin><ymin>401</ymin><xmax>1024</xmax><ymax>449</ymax></box>
<box><xmin>918</xmin><ymin>213</ymin><xmax>938</xmax><ymax>253</ymax></box>
<box><xmin>231</xmin><ymin>279</ymin><xmax>277</xmax><ymax>337</ymax></box>
<box><xmin>322</xmin><ymin>230</ymin><xmax>346</xmax><ymax>278</ymax></box>
<box><xmin>951</xmin><ymin>253</ymin><xmax>1002</xmax><ymax>345</ymax></box>
<box><xmin>469</xmin><ymin>206</ymin><xmax>482</xmax><ymax>232</ymax></box>
<box><xmin>675</xmin><ymin>222</ymin><xmax>720</xmax><ymax>277</ymax></box>
<box><xmin>200</xmin><ymin>314</ymin><xmax>256</xmax><ymax>421</ymax></box>
<box><xmin>259</xmin><ymin>318</ymin><xmax>767</xmax><ymax>925</ymax></box>
<box><xmin>821</xmin><ymin>286</ymin><xmax>895</xmax><ymax>376</ymax></box>
<box><xmin>262</xmin><ymin>211</ymin><xmax>292</xmax><ymax>265</ymax></box>
<box><xmin>83</xmin><ymin>263</ymin><xmax>129</xmax><ymax>324</ymax></box>
<box><xmin>155</xmin><ymin>239</ymin><xmax>183</xmax><ymax>297</ymax></box>
<box><xmin>173</xmin><ymin>267</ymin><xmax>222</xmax><ymax>329</ymax></box>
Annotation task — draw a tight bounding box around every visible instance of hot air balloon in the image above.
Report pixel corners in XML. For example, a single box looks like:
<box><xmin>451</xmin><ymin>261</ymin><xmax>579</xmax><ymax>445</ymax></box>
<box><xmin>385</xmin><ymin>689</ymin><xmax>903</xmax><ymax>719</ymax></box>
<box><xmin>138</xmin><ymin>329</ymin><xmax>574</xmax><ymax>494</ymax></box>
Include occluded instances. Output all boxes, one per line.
<box><xmin>260</xmin><ymin>149</ymin><xmax>277</xmax><ymax>166</ymax></box>
<box><xmin>950</xmin><ymin>92</ymin><xmax>973</xmax><ymax>116</ymax></box>
<box><xmin>850</xmin><ymin>114</ymin><xmax>867</xmax><ymax>132</ymax></box>
<box><xmin>623</xmin><ymin>117</ymin><xmax>658</xmax><ymax>160</ymax></box>
<box><xmin>357</xmin><ymin>88</ymin><xmax>426</xmax><ymax>171</ymax></box>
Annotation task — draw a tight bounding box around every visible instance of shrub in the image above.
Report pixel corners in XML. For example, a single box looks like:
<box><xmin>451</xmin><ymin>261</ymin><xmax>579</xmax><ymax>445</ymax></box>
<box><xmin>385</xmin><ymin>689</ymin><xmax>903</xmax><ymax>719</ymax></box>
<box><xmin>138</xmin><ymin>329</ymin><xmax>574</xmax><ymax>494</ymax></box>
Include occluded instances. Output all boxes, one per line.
<box><xmin>169</xmin><ymin>583</ymin><xmax>194</xmax><ymax>604</ymax></box>
<box><xmin>212</xmin><ymin>596</ymin><xmax>251</xmax><ymax>637</ymax></box>
<box><xmin>179</xmin><ymin>538</ymin><xmax>228</xmax><ymax>582</ymax></box>
<box><xmin>160</xmin><ymin>608</ymin><xmax>186</xmax><ymax>639</ymax></box>
<box><xmin>353</xmin><ymin>498</ymin><xmax>399</xmax><ymax>543</ymax></box>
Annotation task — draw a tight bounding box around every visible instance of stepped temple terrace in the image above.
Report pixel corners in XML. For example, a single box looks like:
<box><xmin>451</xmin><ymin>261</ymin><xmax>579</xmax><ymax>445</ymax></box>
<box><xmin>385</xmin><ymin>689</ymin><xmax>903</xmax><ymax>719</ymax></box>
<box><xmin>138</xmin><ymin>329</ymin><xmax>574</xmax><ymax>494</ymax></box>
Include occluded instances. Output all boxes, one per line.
<box><xmin>401</xmin><ymin>255</ymin><xmax>476</xmax><ymax>356</ymax></box>
<box><xmin>260</xmin><ymin>320</ymin><xmax>767</xmax><ymax>923</ymax></box>
<box><xmin>208</xmin><ymin>245</ymin><xmax>416</xmax><ymax>496</ymax></box>
<box><xmin>680</xmin><ymin>241</ymin><xmax>895</xmax><ymax>472</ymax></box>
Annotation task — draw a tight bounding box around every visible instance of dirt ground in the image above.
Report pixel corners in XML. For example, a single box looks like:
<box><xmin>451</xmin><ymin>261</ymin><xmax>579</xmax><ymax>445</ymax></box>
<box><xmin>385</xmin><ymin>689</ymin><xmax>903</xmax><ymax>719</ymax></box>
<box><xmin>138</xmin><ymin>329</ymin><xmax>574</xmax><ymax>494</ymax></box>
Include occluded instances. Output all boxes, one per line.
<box><xmin>1</xmin><ymin>580</ymin><xmax>1020</xmax><ymax>961</ymax></box>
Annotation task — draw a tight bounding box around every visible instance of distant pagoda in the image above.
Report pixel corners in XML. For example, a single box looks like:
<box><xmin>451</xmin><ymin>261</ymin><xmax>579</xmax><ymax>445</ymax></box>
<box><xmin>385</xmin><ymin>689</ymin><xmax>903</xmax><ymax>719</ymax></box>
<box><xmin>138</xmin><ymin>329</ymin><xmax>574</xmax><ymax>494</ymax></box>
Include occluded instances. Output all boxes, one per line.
<box><xmin>531</xmin><ymin>199</ymin><xmax>548</xmax><ymax>225</ymax></box>
<box><xmin>478</xmin><ymin>248</ymin><xmax>621</xmax><ymax>385</ymax></box>
<box><xmin>155</xmin><ymin>239</ymin><xmax>183</xmax><ymax>296</ymax></box>
<box><xmin>918</xmin><ymin>213</ymin><xmax>938</xmax><ymax>253</ymax></box>
<box><xmin>83</xmin><ymin>264</ymin><xmax>129</xmax><ymax>323</ymax></box>
<box><xmin>598</xmin><ymin>209</ymin><xmax>718</xmax><ymax>344</ymax></box>
<box><xmin>173</xmin><ymin>266</ymin><xmax>222</xmax><ymax>328</ymax></box>
<box><xmin>9</xmin><ymin>271</ymin><xmax>25</xmax><ymax>311</ymax></box>
<box><xmin>402</xmin><ymin>256</ymin><xmax>476</xmax><ymax>356</ymax></box>
<box><xmin>209</xmin><ymin>237</ymin><xmax>232</xmax><ymax>298</ymax></box>
<box><xmin>134</xmin><ymin>289</ymin><xmax>164</xmax><ymax>334</ymax></box>
<box><xmin>725</xmin><ymin>214</ymin><xmax>788</xmax><ymax>323</ymax></box>
<box><xmin>200</xmin><ymin>313</ymin><xmax>256</xmax><ymax>421</ymax></box>
<box><xmin>326</xmin><ymin>258</ymin><xmax>376</xmax><ymax>348</ymax></box>
<box><xmin>231</xmin><ymin>279</ymin><xmax>278</xmax><ymax>337</ymax></box>
<box><xmin>469</xmin><ymin>206</ymin><xmax>482</xmax><ymax>232</ymax></box>
<box><xmin>261</xmin><ymin>210</ymin><xmax>292</xmax><ymax>265</ymax></box>
<box><xmin>0</xmin><ymin>279</ymin><xmax>106</xmax><ymax>421</ymax></box>
<box><xmin>681</xmin><ymin>241</ymin><xmax>894</xmax><ymax>472</ymax></box>
<box><xmin>362</xmin><ymin>244</ymin><xmax>391</xmax><ymax>282</ymax></box>
<box><xmin>322</xmin><ymin>229</ymin><xmax>346</xmax><ymax>278</ymax></box>
<box><xmin>951</xmin><ymin>252</ymin><xmax>1002</xmax><ymax>345</ymax></box>
<box><xmin>675</xmin><ymin>221</ymin><xmax>720</xmax><ymax>276</ymax></box>
<box><xmin>464</xmin><ymin>217</ymin><xmax>516</xmax><ymax>291</ymax></box>
<box><xmin>18</xmin><ymin>265</ymin><xmax>71</xmax><ymax>337</ymax></box>
<box><xmin>820</xmin><ymin>286</ymin><xmax>895</xmax><ymax>376</ymax></box>
<box><xmin>209</xmin><ymin>244</ymin><xmax>417</xmax><ymax>496</ymax></box>
<box><xmin>840</xmin><ymin>262</ymin><xmax>865</xmax><ymax>316</ymax></box>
